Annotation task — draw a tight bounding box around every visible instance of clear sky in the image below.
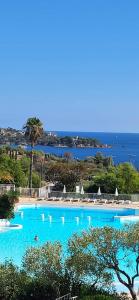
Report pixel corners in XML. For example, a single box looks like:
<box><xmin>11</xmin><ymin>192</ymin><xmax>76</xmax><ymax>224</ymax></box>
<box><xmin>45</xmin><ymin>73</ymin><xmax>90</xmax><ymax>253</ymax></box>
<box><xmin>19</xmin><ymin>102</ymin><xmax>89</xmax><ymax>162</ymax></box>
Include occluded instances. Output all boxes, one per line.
<box><xmin>0</xmin><ymin>0</ymin><xmax>139</xmax><ymax>132</ymax></box>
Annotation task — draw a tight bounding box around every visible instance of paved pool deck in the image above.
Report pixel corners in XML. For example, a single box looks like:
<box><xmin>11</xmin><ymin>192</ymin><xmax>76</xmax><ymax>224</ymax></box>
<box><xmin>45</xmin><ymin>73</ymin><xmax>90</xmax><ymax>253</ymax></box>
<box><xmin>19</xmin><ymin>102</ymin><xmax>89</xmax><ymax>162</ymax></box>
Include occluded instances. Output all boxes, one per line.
<box><xmin>18</xmin><ymin>197</ymin><xmax>139</xmax><ymax>210</ymax></box>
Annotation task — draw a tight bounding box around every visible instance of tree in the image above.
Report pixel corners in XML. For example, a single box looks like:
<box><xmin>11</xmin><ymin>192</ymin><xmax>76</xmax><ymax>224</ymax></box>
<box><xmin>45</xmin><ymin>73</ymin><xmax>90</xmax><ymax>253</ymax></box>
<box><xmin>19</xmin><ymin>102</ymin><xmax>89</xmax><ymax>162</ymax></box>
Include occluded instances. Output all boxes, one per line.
<box><xmin>67</xmin><ymin>234</ymin><xmax>113</xmax><ymax>293</ymax></box>
<box><xmin>0</xmin><ymin>261</ymin><xmax>29</xmax><ymax>300</ymax></box>
<box><xmin>71</xmin><ymin>224</ymin><xmax>139</xmax><ymax>300</ymax></box>
<box><xmin>0</xmin><ymin>191</ymin><xmax>19</xmax><ymax>219</ymax></box>
<box><xmin>93</xmin><ymin>173</ymin><xmax>119</xmax><ymax>193</ymax></box>
<box><xmin>23</xmin><ymin>242</ymin><xmax>64</xmax><ymax>298</ymax></box>
<box><xmin>0</xmin><ymin>170</ymin><xmax>13</xmax><ymax>184</ymax></box>
<box><xmin>60</xmin><ymin>136</ymin><xmax>73</xmax><ymax>147</ymax></box>
<box><xmin>23</xmin><ymin>117</ymin><xmax>43</xmax><ymax>191</ymax></box>
<box><xmin>116</xmin><ymin>163</ymin><xmax>139</xmax><ymax>194</ymax></box>
<box><xmin>32</xmin><ymin>172</ymin><xmax>41</xmax><ymax>188</ymax></box>
<box><xmin>45</xmin><ymin>162</ymin><xmax>80</xmax><ymax>191</ymax></box>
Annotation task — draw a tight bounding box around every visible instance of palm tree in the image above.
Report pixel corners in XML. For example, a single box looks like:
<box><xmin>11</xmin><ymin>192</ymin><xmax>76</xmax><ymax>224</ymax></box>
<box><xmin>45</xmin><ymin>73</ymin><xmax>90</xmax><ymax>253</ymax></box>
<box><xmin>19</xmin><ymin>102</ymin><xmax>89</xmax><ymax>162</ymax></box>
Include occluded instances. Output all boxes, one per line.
<box><xmin>23</xmin><ymin>117</ymin><xmax>43</xmax><ymax>192</ymax></box>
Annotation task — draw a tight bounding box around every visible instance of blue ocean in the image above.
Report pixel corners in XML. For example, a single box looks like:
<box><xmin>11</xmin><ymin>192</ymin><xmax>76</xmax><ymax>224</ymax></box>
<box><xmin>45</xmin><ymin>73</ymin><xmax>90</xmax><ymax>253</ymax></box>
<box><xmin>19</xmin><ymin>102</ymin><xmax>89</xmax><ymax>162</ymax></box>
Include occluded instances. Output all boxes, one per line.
<box><xmin>31</xmin><ymin>131</ymin><xmax>139</xmax><ymax>168</ymax></box>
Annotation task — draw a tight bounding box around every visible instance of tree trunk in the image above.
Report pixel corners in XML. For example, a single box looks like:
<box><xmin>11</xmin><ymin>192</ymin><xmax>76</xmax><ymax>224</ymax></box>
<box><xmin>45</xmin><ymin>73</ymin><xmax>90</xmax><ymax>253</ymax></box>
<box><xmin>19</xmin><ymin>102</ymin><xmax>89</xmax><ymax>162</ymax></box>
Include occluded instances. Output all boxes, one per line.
<box><xmin>128</xmin><ymin>286</ymin><xmax>137</xmax><ymax>300</ymax></box>
<box><xmin>29</xmin><ymin>147</ymin><xmax>33</xmax><ymax>195</ymax></box>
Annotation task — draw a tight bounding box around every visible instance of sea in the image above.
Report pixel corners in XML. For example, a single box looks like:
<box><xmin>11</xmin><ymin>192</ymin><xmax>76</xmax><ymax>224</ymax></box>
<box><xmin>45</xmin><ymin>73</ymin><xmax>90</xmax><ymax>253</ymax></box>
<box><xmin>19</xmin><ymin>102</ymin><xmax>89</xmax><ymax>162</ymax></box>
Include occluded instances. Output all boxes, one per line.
<box><xmin>30</xmin><ymin>131</ymin><xmax>139</xmax><ymax>168</ymax></box>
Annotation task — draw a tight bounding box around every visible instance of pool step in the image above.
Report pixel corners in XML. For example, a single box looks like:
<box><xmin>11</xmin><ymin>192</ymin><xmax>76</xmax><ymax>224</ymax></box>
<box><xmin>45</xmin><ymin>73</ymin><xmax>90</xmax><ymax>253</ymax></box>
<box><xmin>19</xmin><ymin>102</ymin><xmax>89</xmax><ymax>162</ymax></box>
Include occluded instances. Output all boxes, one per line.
<box><xmin>114</xmin><ymin>215</ymin><xmax>139</xmax><ymax>222</ymax></box>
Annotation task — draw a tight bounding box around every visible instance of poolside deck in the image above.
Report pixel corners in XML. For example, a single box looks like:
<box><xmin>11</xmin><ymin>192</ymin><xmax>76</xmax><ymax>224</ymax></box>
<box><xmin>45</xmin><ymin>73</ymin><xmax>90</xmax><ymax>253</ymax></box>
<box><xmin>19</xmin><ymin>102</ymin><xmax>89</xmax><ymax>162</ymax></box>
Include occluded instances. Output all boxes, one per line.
<box><xmin>18</xmin><ymin>197</ymin><xmax>139</xmax><ymax>211</ymax></box>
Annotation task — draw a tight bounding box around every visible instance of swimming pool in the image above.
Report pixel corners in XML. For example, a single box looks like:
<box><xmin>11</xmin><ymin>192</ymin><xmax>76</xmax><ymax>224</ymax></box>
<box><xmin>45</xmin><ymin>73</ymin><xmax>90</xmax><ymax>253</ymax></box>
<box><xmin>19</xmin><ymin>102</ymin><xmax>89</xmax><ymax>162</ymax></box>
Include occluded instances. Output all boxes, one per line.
<box><xmin>0</xmin><ymin>205</ymin><xmax>136</xmax><ymax>266</ymax></box>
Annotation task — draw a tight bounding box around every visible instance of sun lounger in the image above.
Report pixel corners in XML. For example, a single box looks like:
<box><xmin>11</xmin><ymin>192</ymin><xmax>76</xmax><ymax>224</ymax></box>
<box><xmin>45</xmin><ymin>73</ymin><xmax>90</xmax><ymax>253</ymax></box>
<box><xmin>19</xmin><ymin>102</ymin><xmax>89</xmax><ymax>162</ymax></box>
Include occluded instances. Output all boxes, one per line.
<box><xmin>98</xmin><ymin>199</ymin><xmax>108</xmax><ymax>204</ymax></box>
<box><xmin>116</xmin><ymin>200</ymin><xmax>125</xmax><ymax>204</ymax></box>
<box><xmin>63</xmin><ymin>198</ymin><xmax>73</xmax><ymax>202</ymax></box>
<box><xmin>81</xmin><ymin>198</ymin><xmax>89</xmax><ymax>202</ymax></box>
<box><xmin>49</xmin><ymin>197</ymin><xmax>64</xmax><ymax>201</ymax></box>
<box><xmin>55</xmin><ymin>197</ymin><xmax>61</xmax><ymax>201</ymax></box>
<box><xmin>47</xmin><ymin>197</ymin><xmax>57</xmax><ymax>201</ymax></box>
<box><xmin>88</xmin><ymin>198</ymin><xmax>97</xmax><ymax>203</ymax></box>
<box><xmin>38</xmin><ymin>197</ymin><xmax>45</xmax><ymax>201</ymax></box>
<box><xmin>63</xmin><ymin>198</ymin><xmax>70</xmax><ymax>202</ymax></box>
<box><xmin>55</xmin><ymin>197</ymin><xmax>63</xmax><ymax>201</ymax></box>
<box><xmin>124</xmin><ymin>200</ymin><xmax>131</xmax><ymax>204</ymax></box>
<box><xmin>71</xmin><ymin>198</ymin><xmax>80</xmax><ymax>202</ymax></box>
<box><xmin>107</xmin><ymin>199</ymin><xmax>115</xmax><ymax>204</ymax></box>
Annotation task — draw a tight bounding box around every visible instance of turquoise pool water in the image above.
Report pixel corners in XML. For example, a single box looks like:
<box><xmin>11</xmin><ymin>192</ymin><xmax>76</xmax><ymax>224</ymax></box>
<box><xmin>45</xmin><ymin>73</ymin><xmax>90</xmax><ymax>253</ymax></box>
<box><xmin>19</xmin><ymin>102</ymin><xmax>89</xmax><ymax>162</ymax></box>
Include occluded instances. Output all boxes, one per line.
<box><xmin>0</xmin><ymin>205</ymin><xmax>136</xmax><ymax>266</ymax></box>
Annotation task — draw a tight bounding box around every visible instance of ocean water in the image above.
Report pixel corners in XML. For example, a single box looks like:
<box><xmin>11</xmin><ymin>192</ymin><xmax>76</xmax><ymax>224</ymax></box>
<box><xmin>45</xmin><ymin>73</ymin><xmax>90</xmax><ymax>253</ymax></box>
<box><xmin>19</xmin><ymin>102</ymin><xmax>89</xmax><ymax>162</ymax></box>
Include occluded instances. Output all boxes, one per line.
<box><xmin>0</xmin><ymin>205</ymin><xmax>135</xmax><ymax>265</ymax></box>
<box><xmin>30</xmin><ymin>131</ymin><xmax>139</xmax><ymax>168</ymax></box>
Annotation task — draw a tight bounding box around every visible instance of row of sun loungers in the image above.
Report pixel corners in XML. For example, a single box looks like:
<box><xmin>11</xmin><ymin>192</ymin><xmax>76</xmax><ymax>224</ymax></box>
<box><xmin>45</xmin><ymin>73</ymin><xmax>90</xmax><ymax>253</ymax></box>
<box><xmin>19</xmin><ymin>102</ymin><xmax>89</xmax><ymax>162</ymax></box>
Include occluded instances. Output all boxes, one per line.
<box><xmin>46</xmin><ymin>197</ymin><xmax>131</xmax><ymax>205</ymax></box>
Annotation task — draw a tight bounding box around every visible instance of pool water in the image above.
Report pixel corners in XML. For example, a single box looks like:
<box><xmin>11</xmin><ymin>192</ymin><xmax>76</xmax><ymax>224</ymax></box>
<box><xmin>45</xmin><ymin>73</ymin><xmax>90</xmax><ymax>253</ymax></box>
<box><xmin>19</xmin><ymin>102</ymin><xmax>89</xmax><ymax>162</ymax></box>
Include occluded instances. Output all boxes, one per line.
<box><xmin>0</xmin><ymin>205</ymin><xmax>136</xmax><ymax>266</ymax></box>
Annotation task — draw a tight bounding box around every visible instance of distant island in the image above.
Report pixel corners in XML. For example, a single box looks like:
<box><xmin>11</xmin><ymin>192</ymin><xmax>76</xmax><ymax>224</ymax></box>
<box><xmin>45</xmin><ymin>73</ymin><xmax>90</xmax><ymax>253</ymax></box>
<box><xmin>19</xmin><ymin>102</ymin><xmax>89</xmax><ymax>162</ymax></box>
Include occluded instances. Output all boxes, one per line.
<box><xmin>0</xmin><ymin>127</ymin><xmax>111</xmax><ymax>149</ymax></box>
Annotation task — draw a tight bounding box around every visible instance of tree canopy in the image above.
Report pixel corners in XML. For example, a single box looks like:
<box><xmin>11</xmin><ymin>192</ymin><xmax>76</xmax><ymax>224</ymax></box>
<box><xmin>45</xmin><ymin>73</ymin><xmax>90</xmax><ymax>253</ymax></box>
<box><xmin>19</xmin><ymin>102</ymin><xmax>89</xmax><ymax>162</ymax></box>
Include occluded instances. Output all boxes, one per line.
<box><xmin>68</xmin><ymin>224</ymin><xmax>139</xmax><ymax>300</ymax></box>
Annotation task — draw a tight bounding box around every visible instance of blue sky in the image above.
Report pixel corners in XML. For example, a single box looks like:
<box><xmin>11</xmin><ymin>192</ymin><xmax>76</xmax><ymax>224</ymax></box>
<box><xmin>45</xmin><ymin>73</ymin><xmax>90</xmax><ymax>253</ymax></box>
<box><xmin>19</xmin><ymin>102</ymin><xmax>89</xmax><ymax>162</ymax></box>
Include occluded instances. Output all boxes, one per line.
<box><xmin>0</xmin><ymin>0</ymin><xmax>139</xmax><ymax>132</ymax></box>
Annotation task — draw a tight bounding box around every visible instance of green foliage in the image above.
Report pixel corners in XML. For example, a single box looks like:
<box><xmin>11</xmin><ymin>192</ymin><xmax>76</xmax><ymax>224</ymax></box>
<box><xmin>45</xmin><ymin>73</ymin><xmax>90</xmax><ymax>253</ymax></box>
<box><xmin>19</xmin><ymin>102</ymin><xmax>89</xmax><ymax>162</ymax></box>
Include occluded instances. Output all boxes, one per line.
<box><xmin>23</xmin><ymin>117</ymin><xmax>43</xmax><ymax>190</ymax></box>
<box><xmin>32</xmin><ymin>172</ymin><xmax>41</xmax><ymax>188</ymax></box>
<box><xmin>85</xmin><ymin>162</ymin><xmax>139</xmax><ymax>194</ymax></box>
<box><xmin>20</xmin><ymin>157</ymin><xmax>30</xmax><ymax>175</ymax></box>
<box><xmin>23</xmin><ymin>242</ymin><xmax>68</xmax><ymax>298</ymax></box>
<box><xmin>0</xmin><ymin>153</ymin><xmax>28</xmax><ymax>187</ymax></box>
<box><xmin>45</xmin><ymin>162</ymin><xmax>81</xmax><ymax>191</ymax></box>
<box><xmin>11</xmin><ymin>161</ymin><xmax>28</xmax><ymax>187</ymax></box>
<box><xmin>69</xmin><ymin>224</ymin><xmax>139</xmax><ymax>300</ymax></box>
<box><xmin>23</xmin><ymin>117</ymin><xmax>43</xmax><ymax>147</ymax></box>
<box><xmin>0</xmin><ymin>192</ymin><xmax>18</xmax><ymax>219</ymax></box>
<box><xmin>0</xmin><ymin>148</ymin><xmax>43</xmax><ymax>188</ymax></box>
<box><xmin>0</xmin><ymin>261</ymin><xmax>29</xmax><ymax>300</ymax></box>
<box><xmin>0</xmin><ymin>144</ymin><xmax>139</xmax><ymax>194</ymax></box>
<box><xmin>91</xmin><ymin>173</ymin><xmax>119</xmax><ymax>193</ymax></box>
<box><xmin>23</xmin><ymin>242</ymin><xmax>63</xmax><ymax>279</ymax></box>
<box><xmin>0</xmin><ymin>237</ymin><xmax>129</xmax><ymax>300</ymax></box>
<box><xmin>116</xmin><ymin>163</ymin><xmax>139</xmax><ymax>193</ymax></box>
<box><xmin>67</xmin><ymin>233</ymin><xmax>113</xmax><ymax>291</ymax></box>
<box><xmin>60</xmin><ymin>136</ymin><xmax>73</xmax><ymax>147</ymax></box>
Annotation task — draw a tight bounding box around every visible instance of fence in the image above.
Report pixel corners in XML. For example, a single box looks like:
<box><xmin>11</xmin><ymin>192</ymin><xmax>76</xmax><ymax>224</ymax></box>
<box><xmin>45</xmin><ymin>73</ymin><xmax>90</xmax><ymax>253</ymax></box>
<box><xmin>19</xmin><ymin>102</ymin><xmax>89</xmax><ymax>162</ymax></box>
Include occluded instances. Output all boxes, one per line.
<box><xmin>0</xmin><ymin>184</ymin><xmax>15</xmax><ymax>195</ymax></box>
<box><xmin>18</xmin><ymin>186</ymin><xmax>48</xmax><ymax>198</ymax></box>
<box><xmin>49</xmin><ymin>191</ymin><xmax>132</xmax><ymax>201</ymax></box>
<box><xmin>56</xmin><ymin>294</ymin><xmax>77</xmax><ymax>300</ymax></box>
<box><xmin>2</xmin><ymin>185</ymin><xmax>139</xmax><ymax>202</ymax></box>
<box><xmin>56</xmin><ymin>294</ymin><xmax>71</xmax><ymax>300</ymax></box>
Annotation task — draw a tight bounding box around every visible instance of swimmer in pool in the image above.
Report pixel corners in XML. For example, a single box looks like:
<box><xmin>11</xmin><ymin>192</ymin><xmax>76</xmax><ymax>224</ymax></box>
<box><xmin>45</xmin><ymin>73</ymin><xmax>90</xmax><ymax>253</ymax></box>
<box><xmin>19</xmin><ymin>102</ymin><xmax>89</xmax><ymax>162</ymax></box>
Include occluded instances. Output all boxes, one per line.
<box><xmin>34</xmin><ymin>235</ymin><xmax>39</xmax><ymax>241</ymax></box>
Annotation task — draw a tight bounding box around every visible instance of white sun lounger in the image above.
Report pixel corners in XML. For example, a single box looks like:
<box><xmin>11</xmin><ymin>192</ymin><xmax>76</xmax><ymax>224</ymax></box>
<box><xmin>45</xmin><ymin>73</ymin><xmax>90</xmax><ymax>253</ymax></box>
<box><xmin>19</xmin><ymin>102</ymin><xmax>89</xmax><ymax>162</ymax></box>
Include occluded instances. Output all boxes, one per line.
<box><xmin>63</xmin><ymin>198</ymin><xmax>70</xmax><ymax>202</ymax></box>
<box><xmin>98</xmin><ymin>199</ymin><xmax>108</xmax><ymax>204</ymax></box>
<box><xmin>107</xmin><ymin>199</ymin><xmax>115</xmax><ymax>204</ymax></box>
<box><xmin>124</xmin><ymin>200</ymin><xmax>131</xmax><ymax>204</ymax></box>
<box><xmin>71</xmin><ymin>198</ymin><xmax>80</xmax><ymax>202</ymax></box>
<box><xmin>47</xmin><ymin>197</ymin><xmax>56</xmax><ymax>201</ymax></box>
<box><xmin>88</xmin><ymin>199</ymin><xmax>98</xmax><ymax>203</ymax></box>
<box><xmin>81</xmin><ymin>198</ymin><xmax>89</xmax><ymax>202</ymax></box>
<box><xmin>116</xmin><ymin>200</ymin><xmax>125</xmax><ymax>204</ymax></box>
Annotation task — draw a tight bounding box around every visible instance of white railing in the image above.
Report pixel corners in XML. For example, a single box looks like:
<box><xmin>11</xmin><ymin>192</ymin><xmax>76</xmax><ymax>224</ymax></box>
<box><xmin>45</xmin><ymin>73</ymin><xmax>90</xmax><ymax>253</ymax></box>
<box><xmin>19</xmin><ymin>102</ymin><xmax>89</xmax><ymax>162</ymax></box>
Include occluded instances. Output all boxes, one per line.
<box><xmin>18</xmin><ymin>186</ymin><xmax>47</xmax><ymax>198</ymax></box>
<box><xmin>56</xmin><ymin>294</ymin><xmax>77</xmax><ymax>300</ymax></box>
<box><xmin>56</xmin><ymin>294</ymin><xmax>71</xmax><ymax>300</ymax></box>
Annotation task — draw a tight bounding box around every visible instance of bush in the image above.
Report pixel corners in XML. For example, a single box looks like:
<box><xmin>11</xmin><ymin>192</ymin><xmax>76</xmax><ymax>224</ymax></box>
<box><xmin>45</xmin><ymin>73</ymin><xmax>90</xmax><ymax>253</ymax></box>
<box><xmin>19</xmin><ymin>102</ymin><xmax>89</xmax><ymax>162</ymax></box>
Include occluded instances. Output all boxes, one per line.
<box><xmin>0</xmin><ymin>192</ymin><xmax>18</xmax><ymax>219</ymax></box>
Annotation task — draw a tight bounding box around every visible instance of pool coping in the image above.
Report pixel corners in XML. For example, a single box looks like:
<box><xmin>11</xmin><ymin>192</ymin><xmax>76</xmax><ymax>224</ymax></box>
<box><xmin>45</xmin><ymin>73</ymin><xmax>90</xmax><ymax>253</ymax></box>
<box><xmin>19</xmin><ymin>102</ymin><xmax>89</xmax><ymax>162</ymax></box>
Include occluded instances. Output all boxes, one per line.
<box><xmin>17</xmin><ymin>197</ymin><xmax>139</xmax><ymax>211</ymax></box>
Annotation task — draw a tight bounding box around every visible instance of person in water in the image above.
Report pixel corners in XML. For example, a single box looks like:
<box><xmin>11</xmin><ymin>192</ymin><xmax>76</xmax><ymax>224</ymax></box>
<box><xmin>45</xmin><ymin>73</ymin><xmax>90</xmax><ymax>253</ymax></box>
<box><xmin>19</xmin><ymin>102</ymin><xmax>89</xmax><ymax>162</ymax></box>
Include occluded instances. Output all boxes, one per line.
<box><xmin>34</xmin><ymin>235</ymin><xmax>39</xmax><ymax>241</ymax></box>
